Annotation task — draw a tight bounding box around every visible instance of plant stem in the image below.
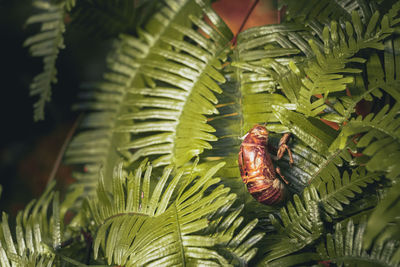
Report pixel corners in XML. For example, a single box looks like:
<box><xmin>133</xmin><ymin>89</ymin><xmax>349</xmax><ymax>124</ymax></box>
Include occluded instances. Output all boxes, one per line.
<box><xmin>47</xmin><ymin>113</ymin><xmax>83</xmax><ymax>184</ymax></box>
<box><xmin>231</xmin><ymin>0</ymin><xmax>260</xmax><ymax>46</ymax></box>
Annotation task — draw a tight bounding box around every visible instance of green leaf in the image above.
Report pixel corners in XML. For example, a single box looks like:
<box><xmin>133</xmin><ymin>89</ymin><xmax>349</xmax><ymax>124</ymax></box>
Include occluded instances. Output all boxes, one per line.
<box><xmin>364</xmin><ymin>182</ymin><xmax>400</xmax><ymax>249</ymax></box>
<box><xmin>260</xmin><ymin>189</ymin><xmax>323</xmax><ymax>263</ymax></box>
<box><xmin>66</xmin><ymin>0</ymin><xmax>233</xmax><ymax>197</ymax></box>
<box><xmin>330</xmin><ymin>103</ymin><xmax>400</xmax><ymax>178</ymax></box>
<box><xmin>0</xmin><ymin>182</ymin><xmax>62</xmax><ymax>266</ymax></box>
<box><xmin>315</xmin><ymin>167</ymin><xmax>382</xmax><ymax>220</ymax></box>
<box><xmin>89</xmin><ymin>159</ymin><xmax>261</xmax><ymax>266</ymax></box>
<box><xmin>24</xmin><ymin>0</ymin><xmax>75</xmax><ymax>121</ymax></box>
<box><xmin>280</xmin><ymin>0</ymin><xmax>363</xmax><ymax>23</ymax></box>
<box><xmin>318</xmin><ymin>219</ymin><xmax>400</xmax><ymax>266</ymax></box>
<box><xmin>234</xmin><ymin>3</ymin><xmax>400</xmax><ymax>123</ymax></box>
<box><xmin>71</xmin><ymin>0</ymin><xmax>158</xmax><ymax>39</ymax></box>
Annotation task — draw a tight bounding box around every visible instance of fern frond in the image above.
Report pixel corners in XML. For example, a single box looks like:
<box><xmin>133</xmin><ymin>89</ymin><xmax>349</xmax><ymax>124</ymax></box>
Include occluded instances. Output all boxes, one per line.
<box><xmin>280</xmin><ymin>0</ymin><xmax>374</xmax><ymax>24</ymax></box>
<box><xmin>333</xmin><ymin>35</ymin><xmax>400</xmax><ymax>122</ymax></box>
<box><xmin>88</xmin><ymin>160</ymin><xmax>261</xmax><ymax>266</ymax></box>
<box><xmin>314</xmin><ymin>167</ymin><xmax>382</xmax><ymax>220</ymax></box>
<box><xmin>234</xmin><ymin>3</ymin><xmax>400</xmax><ymax>124</ymax></box>
<box><xmin>66</xmin><ymin>0</ymin><xmax>233</xmax><ymax>193</ymax></box>
<box><xmin>303</xmin><ymin>2</ymin><xmax>400</xmax><ymax>121</ymax></box>
<box><xmin>366</xmin><ymin>37</ymin><xmax>400</xmax><ymax>103</ymax></box>
<box><xmin>264</xmin><ymin>252</ymin><xmax>322</xmax><ymax>267</ymax></box>
<box><xmin>215</xmin><ymin>2</ymin><xmax>400</xmax><ymax>182</ymax></box>
<box><xmin>272</xmin><ymin>106</ymin><xmax>357</xmax><ymax>189</ymax></box>
<box><xmin>233</xmin><ymin>23</ymin><xmax>307</xmax><ymax>130</ymax></box>
<box><xmin>201</xmin><ymin>24</ymin><xmax>320</xmax><ymax>202</ymax></box>
<box><xmin>268</xmin><ymin>219</ymin><xmax>400</xmax><ymax>266</ymax></box>
<box><xmin>0</xmin><ymin>182</ymin><xmax>59</xmax><ymax>266</ymax></box>
<box><xmin>205</xmin><ymin>204</ymin><xmax>265</xmax><ymax>265</ymax></box>
<box><xmin>364</xmin><ymin>181</ymin><xmax>400</xmax><ymax>250</ymax></box>
<box><xmin>24</xmin><ymin>0</ymin><xmax>76</xmax><ymax>121</ymax></box>
<box><xmin>289</xmin><ymin>7</ymin><xmax>396</xmax><ymax>120</ymax></box>
<box><xmin>260</xmin><ymin>189</ymin><xmax>323</xmax><ymax>264</ymax></box>
<box><xmin>272</xmin><ymin>109</ymin><xmax>383</xmax><ymax>222</ymax></box>
<box><xmin>317</xmin><ymin>219</ymin><xmax>400</xmax><ymax>266</ymax></box>
<box><xmin>331</xmin><ymin>102</ymin><xmax>400</xmax><ymax>178</ymax></box>
<box><xmin>71</xmin><ymin>0</ymin><xmax>158</xmax><ymax>38</ymax></box>
<box><xmin>209</xmin><ymin>2</ymin><xmax>400</xmax><ymax>204</ymax></box>
<box><xmin>65</xmin><ymin>0</ymin><xmax>76</xmax><ymax>11</ymax></box>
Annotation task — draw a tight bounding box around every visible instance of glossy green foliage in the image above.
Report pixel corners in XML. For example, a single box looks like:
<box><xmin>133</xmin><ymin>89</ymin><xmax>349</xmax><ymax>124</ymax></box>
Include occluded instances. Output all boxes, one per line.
<box><xmin>210</xmin><ymin>1</ymin><xmax>400</xmax><ymax>265</ymax></box>
<box><xmin>88</xmin><ymin>160</ymin><xmax>262</xmax><ymax>266</ymax></box>
<box><xmin>263</xmin><ymin>190</ymin><xmax>323</xmax><ymax>264</ymax></box>
<box><xmin>71</xmin><ymin>0</ymin><xmax>159</xmax><ymax>39</ymax></box>
<box><xmin>267</xmin><ymin>219</ymin><xmax>400</xmax><ymax>266</ymax></box>
<box><xmin>15</xmin><ymin>0</ymin><xmax>400</xmax><ymax>265</ymax></box>
<box><xmin>65</xmin><ymin>0</ymin><xmax>233</xmax><ymax>194</ymax></box>
<box><xmin>201</xmin><ymin>1</ymin><xmax>400</xmax><ymax>210</ymax></box>
<box><xmin>234</xmin><ymin>1</ymin><xmax>400</xmax><ymax>123</ymax></box>
<box><xmin>317</xmin><ymin>220</ymin><xmax>400</xmax><ymax>266</ymax></box>
<box><xmin>281</xmin><ymin>0</ymin><xmax>361</xmax><ymax>24</ymax></box>
<box><xmin>364</xmin><ymin>181</ymin><xmax>400</xmax><ymax>250</ymax></box>
<box><xmin>0</xmin><ymin>182</ymin><xmax>59</xmax><ymax>266</ymax></box>
<box><xmin>315</xmin><ymin>167</ymin><xmax>382</xmax><ymax>220</ymax></box>
<box><xmin>331</xmin><ymin>103</ymin><xmax>400</xmax><ymax>178</ymax></box>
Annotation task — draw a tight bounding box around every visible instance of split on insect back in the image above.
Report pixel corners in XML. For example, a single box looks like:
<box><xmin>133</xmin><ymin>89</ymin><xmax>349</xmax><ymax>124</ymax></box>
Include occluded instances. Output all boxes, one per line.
<box><xmin>238</xmin><ymin>124</ymin><xmax>293</xmax><ymax>205</ymax></box>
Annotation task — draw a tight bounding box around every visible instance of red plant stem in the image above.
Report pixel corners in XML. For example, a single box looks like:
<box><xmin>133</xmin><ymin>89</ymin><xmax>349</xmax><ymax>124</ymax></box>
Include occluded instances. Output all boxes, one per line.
<box><xmin>231</xmin><ymin>0</ymin><xmax>260</xmax><ymax>46</ymax></box>
<box><xmin>47</xmin><ymin>113</ymin><xmax>83</xmax><ymax>184</ymax></box>
<box><xmin>278</xmin><ymin>4</ymin><xmax>286</xmax><ymax>24</ymax></box>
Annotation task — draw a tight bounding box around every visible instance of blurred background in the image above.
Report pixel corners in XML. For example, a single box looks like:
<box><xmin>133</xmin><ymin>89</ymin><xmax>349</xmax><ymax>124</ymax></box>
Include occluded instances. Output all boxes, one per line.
<box><xmin>0</xmin><ymin>0</ymin><xmax>279</xmax><ymax>214</ymax></box>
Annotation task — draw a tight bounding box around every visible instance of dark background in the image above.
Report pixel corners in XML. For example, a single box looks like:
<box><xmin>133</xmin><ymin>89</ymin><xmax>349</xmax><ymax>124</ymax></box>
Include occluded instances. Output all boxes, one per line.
<box><xmin>0</xmin><ymin>0</ymin><xmax>103</xmax><ymax>214</ymax></box>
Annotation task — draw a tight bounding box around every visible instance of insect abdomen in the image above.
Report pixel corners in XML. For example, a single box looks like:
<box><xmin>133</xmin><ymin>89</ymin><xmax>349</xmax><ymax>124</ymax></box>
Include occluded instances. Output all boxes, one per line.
<box><xmin>245</xmin><ymin>175</ymin><xmax>285</xmax><ymax>205</ymax></box>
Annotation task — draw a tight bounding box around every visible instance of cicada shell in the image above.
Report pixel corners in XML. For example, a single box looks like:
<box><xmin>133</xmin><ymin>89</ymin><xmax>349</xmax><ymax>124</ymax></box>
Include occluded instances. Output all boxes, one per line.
<box><xmin>238</xmin><ymin>125</ymin><xmax>286</xmax><ymax>205</ymax></box>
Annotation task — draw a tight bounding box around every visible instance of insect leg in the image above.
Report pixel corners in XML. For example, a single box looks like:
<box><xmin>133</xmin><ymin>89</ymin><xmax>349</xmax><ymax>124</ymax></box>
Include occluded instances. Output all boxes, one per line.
<box><xmin>277</xmin><ymin>133</ymin><xmax>294</xmax><ymax>165</ymax></box>
<box><xmin>276</xmin><ymin>167</ymin><xmax>289</xmax><ymax>184</ymax></box>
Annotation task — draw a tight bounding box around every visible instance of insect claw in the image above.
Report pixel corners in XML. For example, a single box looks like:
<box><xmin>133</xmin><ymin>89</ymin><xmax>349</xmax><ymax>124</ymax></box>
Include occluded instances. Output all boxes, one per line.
<box><xmin>276</xmin><ymin>167</ymin><xmax>289</xmax><ymax>184</ymax></box>
<box><xmin>277</xmin><ymin>144</ymin><xmax>294</xmax><ymax>165</ymax></box>
<box><xmin>277</xmin><ymin>133</ymin><xmax>294</xmax><ymax>165</ymax></box>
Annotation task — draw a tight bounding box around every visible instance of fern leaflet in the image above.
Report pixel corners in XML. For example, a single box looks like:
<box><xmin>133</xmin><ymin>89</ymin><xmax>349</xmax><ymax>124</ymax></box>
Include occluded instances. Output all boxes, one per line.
<box><xmin>88</xmin><ymin>160</ymin><xmax>262</xmax><ymax>266</ymax></box>
<box><xmin>261</xmin><ymin>189</ymin><xmax>323</xmax><ymax>264</ymax></box>
<box><xmin>65</xmin><ymin>0</ymin><xmax>233</xmax><ymax>195</ymax></box>
<box><xmin>24</xmin><ymin>0</ymin><xmax>76</xmax><ymax>121</ymax></box>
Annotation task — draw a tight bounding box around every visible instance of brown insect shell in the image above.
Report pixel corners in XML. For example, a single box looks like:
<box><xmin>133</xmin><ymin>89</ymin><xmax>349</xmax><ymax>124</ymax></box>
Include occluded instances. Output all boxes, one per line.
<box><xmin>238</xmin><ymin>125</ymin><xmax>286</xmax><ymax>205</ymax></box>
